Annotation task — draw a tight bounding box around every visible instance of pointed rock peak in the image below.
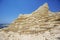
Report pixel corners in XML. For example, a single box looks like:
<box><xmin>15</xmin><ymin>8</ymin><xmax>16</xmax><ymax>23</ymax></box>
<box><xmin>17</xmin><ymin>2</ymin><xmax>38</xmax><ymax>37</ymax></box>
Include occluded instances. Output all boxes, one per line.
<box><xmin>32</xmin><ymin>3</ymin><xmax>49</xmax><ymax>15</ymax></box>
<box><xmin>34</xmin><ymin>3</ymin><xmax>48</xmax><ymax>12</ymax></box>
<box><xmin>41</xmin><ymin>3</ymin><xmax>48</xmax><ymax>8</ymax></box>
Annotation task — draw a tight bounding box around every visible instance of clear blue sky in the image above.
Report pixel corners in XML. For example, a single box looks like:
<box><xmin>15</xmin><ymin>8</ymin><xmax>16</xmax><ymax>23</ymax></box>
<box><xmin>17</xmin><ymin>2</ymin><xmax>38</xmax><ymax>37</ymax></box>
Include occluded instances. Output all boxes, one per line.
<box><xmin>0</xmin><ymin>0</ymin><xmax>60</xmax><ymax>24</ymax></box>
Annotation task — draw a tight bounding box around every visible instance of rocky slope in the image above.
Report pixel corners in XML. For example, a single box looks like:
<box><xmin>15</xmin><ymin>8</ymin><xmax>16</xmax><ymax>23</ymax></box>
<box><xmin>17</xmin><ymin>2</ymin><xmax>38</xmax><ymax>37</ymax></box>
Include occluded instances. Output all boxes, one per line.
<box><xmin>0</xmin><ymin>3</ymin><xmax>60</xmax><ymax>40</ymax></box>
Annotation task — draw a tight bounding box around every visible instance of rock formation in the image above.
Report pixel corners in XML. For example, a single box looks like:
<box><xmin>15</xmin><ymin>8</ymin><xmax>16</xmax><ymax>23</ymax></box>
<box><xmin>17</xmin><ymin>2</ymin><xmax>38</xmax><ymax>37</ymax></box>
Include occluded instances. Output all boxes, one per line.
<box><xmin>0</xmin><ymin>3</ymin><xmax>60</xmax><ymax>40</ymax></box>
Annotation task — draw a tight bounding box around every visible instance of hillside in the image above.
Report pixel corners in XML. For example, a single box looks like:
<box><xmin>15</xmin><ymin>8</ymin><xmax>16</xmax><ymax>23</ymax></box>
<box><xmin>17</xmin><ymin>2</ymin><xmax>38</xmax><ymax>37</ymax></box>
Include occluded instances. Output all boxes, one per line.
<box><xmin>0</xmin><ymin>3</ymin><xmax>60</xmax><ymax>40</ymax></box>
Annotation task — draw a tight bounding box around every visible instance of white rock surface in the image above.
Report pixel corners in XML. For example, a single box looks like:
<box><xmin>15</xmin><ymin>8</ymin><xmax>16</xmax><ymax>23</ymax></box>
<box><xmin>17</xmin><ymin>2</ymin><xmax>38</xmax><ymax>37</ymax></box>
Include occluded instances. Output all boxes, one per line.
<box><xmin>0</xmin><ymin>3</ymin><xmax>60</xmax><ymax>40</ymax></box>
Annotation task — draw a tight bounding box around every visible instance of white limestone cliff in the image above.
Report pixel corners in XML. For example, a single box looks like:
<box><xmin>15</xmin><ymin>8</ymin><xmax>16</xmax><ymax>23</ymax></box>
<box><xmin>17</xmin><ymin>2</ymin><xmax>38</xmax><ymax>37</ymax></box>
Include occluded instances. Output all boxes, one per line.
<box><xmin>0</xmin><ymin>3</ymin><xmax>60</xmax><ymax>40</ymax></box>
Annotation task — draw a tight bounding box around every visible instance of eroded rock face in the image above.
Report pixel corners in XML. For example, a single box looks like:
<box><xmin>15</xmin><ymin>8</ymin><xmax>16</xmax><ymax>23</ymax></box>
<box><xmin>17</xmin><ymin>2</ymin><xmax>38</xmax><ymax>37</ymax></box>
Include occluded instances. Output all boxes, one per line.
<box><xmin>0</xmin><ymin>3</ymin><xmax>60</xmax><ymax>40</ymax></box>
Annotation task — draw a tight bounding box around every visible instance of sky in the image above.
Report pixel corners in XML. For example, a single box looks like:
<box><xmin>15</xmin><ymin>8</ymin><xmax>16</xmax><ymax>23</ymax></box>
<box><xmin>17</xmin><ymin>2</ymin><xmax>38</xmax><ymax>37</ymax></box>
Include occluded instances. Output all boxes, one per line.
<box><xmin>0</xmin><ymin>0</ymin><xmax>60</xmax><ymax>24</ymax></box>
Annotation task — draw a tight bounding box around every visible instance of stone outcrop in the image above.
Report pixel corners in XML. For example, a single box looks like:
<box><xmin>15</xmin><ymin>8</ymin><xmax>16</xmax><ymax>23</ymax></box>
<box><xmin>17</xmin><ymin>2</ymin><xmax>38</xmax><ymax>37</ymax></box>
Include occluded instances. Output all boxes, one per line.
<box><xmin>0</xmin><ymin>3</ymin><xmax>60</xmax><ymax>40</ymax></box>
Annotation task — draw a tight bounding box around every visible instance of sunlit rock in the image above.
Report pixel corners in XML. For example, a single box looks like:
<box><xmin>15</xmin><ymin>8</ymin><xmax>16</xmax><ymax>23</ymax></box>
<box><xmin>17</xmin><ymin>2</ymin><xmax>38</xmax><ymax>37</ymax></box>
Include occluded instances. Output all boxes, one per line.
<box><xmin>0</xmin><ymin>3</ymin><xmax>60</xmax><ymax>40</ymax></box>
